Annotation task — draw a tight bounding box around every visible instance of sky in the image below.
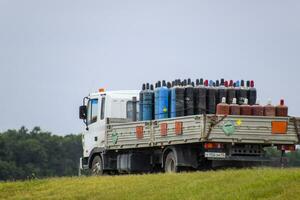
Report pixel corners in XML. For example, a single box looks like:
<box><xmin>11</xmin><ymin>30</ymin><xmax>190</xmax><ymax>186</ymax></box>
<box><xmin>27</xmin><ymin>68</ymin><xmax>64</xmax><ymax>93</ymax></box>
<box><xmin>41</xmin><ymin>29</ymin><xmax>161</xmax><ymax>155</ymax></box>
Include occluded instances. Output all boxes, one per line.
<box><xmin>0</xmin><ymin>0</ymin><xmax>300</xmax><ymax>135</ymax></box>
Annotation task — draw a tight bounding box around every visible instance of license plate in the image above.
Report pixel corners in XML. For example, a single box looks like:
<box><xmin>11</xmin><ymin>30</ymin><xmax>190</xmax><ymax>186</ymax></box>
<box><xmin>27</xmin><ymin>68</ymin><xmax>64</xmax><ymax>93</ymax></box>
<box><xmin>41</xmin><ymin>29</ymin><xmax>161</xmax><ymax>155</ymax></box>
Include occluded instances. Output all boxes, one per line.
<box><xmin>205</xmin><ymin>152</ymin><xmax>226</xmax><ymax>158</ymax></box>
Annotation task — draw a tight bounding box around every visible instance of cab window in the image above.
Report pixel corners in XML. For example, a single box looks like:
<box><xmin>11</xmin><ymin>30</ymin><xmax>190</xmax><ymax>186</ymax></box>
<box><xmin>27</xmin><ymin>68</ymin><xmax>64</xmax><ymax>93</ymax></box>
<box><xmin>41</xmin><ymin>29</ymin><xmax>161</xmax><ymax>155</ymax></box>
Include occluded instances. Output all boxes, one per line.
<box><xmin>87</xmin><ymin>99</ymin><xmax>98</xmax><ymax>125</ymax></box>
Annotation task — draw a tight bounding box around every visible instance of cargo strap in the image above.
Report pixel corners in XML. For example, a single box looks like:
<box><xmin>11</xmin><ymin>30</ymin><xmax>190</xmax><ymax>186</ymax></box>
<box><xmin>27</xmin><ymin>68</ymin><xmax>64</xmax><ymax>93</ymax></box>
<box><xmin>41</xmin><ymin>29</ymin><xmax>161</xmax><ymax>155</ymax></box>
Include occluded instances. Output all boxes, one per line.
<box><xmin>291</xmin><ymin>117</ymin><xmax>300</xmax><ymax>143</ymax></box>
<box><xmin>205</xmin><ymin>115</ymin><xmax>228</xmax><ymax>139</ymax></box>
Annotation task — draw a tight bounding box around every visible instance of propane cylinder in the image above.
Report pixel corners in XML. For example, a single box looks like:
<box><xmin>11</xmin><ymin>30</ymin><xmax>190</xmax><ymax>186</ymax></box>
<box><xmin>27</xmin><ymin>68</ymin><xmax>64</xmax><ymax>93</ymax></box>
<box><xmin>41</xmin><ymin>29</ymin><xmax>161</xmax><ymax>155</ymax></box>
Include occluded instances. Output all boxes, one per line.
<box><xmin>194</xmin><ymin>78</ymin><xmax>207</xmax><ymax>114</ymax></box>
<box><xmin>154</xmin><ymin>81</ymin><xmax>161</xmax><ymax>119</ymax></box>
<box><xmin>216</xmin><ymin>97</ymin><xmax>229</xmax><ymax>115</ymax></box>
<box><xmin>142</xmin><ymin>83</ymin><xmax>154</xmax><ymax>120</ymax></box>
<box><xmin>229</xmin><ymin>98</ymin><xmax>240</xmax><ymax>115</ymax></box>
<box><xmin>240</xmin><ymin>98</ymin><xmax>252</xmax><ymax>115</ymax></box>
<box><xmin>248</xmin><ymin>80</ymin><xmax>257</xmax><ymax>105</ymax></box>
<box><xmin>251</xmin><ymin>100</ymin><xmax>264</xmax><ymax>116</ymax></box>
<box><xmin>170</xmin><ymin>80</ymin><xmax>185</xmax><ymax>118</ymax></box>
<box><xmin>264</xmin><ymin>100</ymin><xmax>276</xmax><ymax>117</ymax></box>
<box><xmin>227</xmin><ymin>80</ymin><xmax>236</xmax><ymax>104</ymax></box>
<box><xmin>239</xmin><ymin>80</ymin><xmax>248</xmax><ymax>105</ymax></box>
<box><xmin>139</xmin><ymin>83</ymin><xmax>146</xmax><ymax>121</ymax></box>
<box><xmin>217</xmin><ymin>78</ymin><xmax>227</xmax><ymax>105</ymax></box>
<box><xmin>184</xmin><ymin>78</ymin><xmax>194</xmax><ymax>116</ymax></box>
<box><xmin>157</xmin><ymin>80</ymin><xmax>169</xmax><ymax>119</ymax></box>
<box><xmin>276</xmin><ymin>99</ymin><xmax>288</xmax><ymax>117</ymax></box>
<box><xmin>206</xmin><ymin>80</ymin><xmax>217</xmax><ymax>114</ymax></box>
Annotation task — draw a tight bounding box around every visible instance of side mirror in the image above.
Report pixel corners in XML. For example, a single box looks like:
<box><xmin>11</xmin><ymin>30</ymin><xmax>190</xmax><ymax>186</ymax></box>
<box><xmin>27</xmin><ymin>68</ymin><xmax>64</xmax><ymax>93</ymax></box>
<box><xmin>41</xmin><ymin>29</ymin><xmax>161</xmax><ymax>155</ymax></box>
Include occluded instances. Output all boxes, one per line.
<box><xmin>79</xmin><ymin>105</ymin><xmax>87</xmax><ymax>120</ymax></box>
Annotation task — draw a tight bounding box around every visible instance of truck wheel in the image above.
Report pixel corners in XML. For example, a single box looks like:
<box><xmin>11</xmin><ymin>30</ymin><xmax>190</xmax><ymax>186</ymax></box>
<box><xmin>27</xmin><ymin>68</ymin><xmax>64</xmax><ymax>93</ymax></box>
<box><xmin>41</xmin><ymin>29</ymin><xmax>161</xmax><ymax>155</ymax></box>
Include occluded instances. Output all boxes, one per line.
<box><xmin>164</xmin><ymin>152</ymin><xmax>178</xmax><ymax>173</ymax></box>
<box><xmin>91</xmin><ymin>155</ymin><xmax>103</xmax><ymax>176</ymax></box>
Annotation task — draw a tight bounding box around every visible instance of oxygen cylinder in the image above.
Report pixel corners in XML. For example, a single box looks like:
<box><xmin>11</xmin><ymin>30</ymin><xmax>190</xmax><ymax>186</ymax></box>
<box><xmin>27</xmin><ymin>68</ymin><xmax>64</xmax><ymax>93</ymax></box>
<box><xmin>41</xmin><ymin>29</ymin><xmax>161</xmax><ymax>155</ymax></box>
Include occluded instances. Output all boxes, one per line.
<box><xmin>217</xmin><ymin>78</ymin><xmax>227</xmax><ymax>105</ymax></box>
<box><xmin>229</xmin><ymin>98</ymin><xmax>240</xmax><ymax>115</ymax></box>
<box><xmin>142</xmin><ymin>83</ymin><xmax>154</xmax><ymax>121</ymax></box>
<box><xmin>194</xmin><ymin>78</ymin><xmax>207</xmax><ymax>115</ymax></box>
<box><xmin>264</xmin><ymin>100</ymin><xmax>276</xmax><ymax>117</ymax></box>
<box><xmin>184</xmin><ymin>78</ymin><xmax>194</xmax><ymax>116</ymax></box>
<box><xmin>238</xmin><ymin>80</ymin><xmax>248</xmax><ymax>105</ymax></box>
<box><xmin>170</xmin><ymin>80</ymin><xmax>185</xmax><ymax>118</ymax></box>
<box><xmin>276</xmin><ymin>99</ymin><xmax>288</xmax><ymax>117</ymax></box>
<box><xmin>154</xmin><ymin>81</ymin><xmax>161</xmax><ymax>119</ymax></box>
<box><xmin>248</xmin><ymin>80</ymin><xmax>257</xmax><ymax>105</ymax></box>
<box><xmin>139</xmin><ymin>83</ymin><xmax>145</xmax><ymax>121</ymax></box>
<box><xmin>157</xmin><ymin>80</ymin><xmax>169</xmax><ymax>119</ymax></box>
<box><xmin>240</xmin><ymin>98</ymin><xmax>252</xmax><ymax>115</ymax></box>
<box><xmin>207</xmin><ymin>80</ymin><xmax>217</xmax><ymax>114</ymax></box>
<box><xmin>216</xmin><ymin>97</ymin><xmax>229</xmax><ymax>115</ymax></box>
<box><xmin>167</xmin><ymin>82</ymin><xmax>172</xmax><ymax>118</ymax></box>
<box><xmin>215</xmin><ymin>80</ymin><xmax>220</xmax><ymax>104</ymax></box>
<box><xmin>251</xmin><ymin>100</ymin><xmax>264</xmax><ymax>116</ymax></box>
<box><xmin>227</xmin><ymin>80</ymin><xmax>236</xmax><ymax>104</ymax></box>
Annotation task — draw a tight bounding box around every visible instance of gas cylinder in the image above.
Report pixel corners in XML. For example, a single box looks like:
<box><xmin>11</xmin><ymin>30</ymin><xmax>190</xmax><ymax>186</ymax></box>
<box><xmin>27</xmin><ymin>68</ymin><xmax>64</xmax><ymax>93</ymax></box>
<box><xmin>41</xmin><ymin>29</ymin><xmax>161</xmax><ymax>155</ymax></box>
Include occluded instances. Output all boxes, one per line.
<box><xmin>217</xmin><ymin>78</ymin><xmax>227</xmax><ymax>105</ymax></box>
<box><xmin>142</xmin><ymin>83</ymin><xmax>154</xmax><ymax>120</ymax></box>
<box><xmin>248</xmin><ymin>80</ymin><xmax>257</xmax><ymax>106</ymax></box>
<box><xmin>215</xmin><ymin>80</ymin><xmax>220</xmax><ymax>104</ymax></box>
<box><xmin>229</xmin><ymin>98</ymin><xmax>240</xmax><ymax>115</ymax></box>
<box><xmin>154</xmin><ymin>81</ymin><xmax>161</xmax><ymax>119</ymax></box>
<box><xmin>139</xmin><ymin>83</ymin><xmax>146</xmax><ymax>121</ymax></box>
<box><xmin>170</xmin><ymin>80</ymin><xmax>185</xmax><ymax>118</ymax></box>
<box><xmin>239</xmin><ymin>80</ymin><xmax>248</xmax><ymax>105</ymax></box>
<box><xmin>264</xmin><ymin>100</ymin><xmax>276</xmax><ymax>117</ymax></box>
<box><xmin>167</xmin><ymin>82</ymin><xmax>172</xmax><ymax>118</ymax></box>
<box><xmin>240</xmin><ymin>98</ymin><xmax>252</xmax><ymax>115</ymax></box>
<box><xmin>194</xmin><ymin>78</ymin><xmax>207</xmax><ymax>114</ymax></box>
<box><xmin>206</xmin><ymin>80</ymin><xmax>217</xmax><ymax>114</ymax></box>
<box><xmin>227</xmin><ymin>80</ymin><xmax>236</xmax><ymax>104</ymax></box>
<box><xmin>276</xmin><ymin>99</ymin><xmax>288</xmax><ymax>117</ymax></box>
<box><xmin>216</xmin><ymin>97</ymin><xmax>229</xmax><ymax>115</ymax></box>
<box><xmin>184</xmin><ymin>78</ymin><xmax>194</xmax><ymax>116</ymax></box>
<box><xmin>251</xmin><ymin>100</ymin><xmax>264</xmax><ymax>116</ymax></box>
<box><xmin>157</xmin><ymin>80</ymin><xmax>169</xmax><ymax>119</ymax></box>
<box><xmin>235</xmin><ymin>81</ymin><xmax>240</xmax><ymax>104</ymax></box>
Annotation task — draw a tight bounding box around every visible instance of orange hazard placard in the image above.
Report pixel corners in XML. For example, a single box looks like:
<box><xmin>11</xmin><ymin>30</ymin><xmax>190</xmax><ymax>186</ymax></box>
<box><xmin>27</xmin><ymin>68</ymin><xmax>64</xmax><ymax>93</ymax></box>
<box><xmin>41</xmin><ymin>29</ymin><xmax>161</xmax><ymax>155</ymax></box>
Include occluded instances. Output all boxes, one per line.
<box><xmin>272</xmin><ymin>121</ymin><xmax>287</xmax><ymax>134</ymax></box>
<box><xmin>136</xmin><ymin>126</ymin><xmax>144</xmax><ymax>139</ymax></box>
<box><xmin>175</xmin><ymin>121</ymin><xmax>183</xmax><ymax>135</ymax></box>
<box><xmin>160</xmin><ymin>123</ymin><xmax>168</xmax><ymax>136</ymax></box>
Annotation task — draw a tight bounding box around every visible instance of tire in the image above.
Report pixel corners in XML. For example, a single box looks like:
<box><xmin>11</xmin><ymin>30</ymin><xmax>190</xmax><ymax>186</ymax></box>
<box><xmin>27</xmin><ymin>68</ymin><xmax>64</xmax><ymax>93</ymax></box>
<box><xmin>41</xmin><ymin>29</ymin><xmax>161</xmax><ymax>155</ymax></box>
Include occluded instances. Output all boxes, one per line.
<box><xmin>91</xmin><ymin>155</ymin><xmax>103</xmax><ymax>176</ymax></box>
<box><xmin>164</xmin><ymin>152</ymin><xmax>178</xmax><ymax>173</ymax></box>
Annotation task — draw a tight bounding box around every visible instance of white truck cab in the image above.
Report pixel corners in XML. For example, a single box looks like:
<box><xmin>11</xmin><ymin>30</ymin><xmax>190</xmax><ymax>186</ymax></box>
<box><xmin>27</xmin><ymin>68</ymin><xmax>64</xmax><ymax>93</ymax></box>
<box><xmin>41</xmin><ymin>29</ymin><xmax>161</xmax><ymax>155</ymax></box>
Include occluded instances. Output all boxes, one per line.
<box><xmin>80</xmin><ymin>90</ymin><xmax>139</xmax><ymax>159</ymax></box>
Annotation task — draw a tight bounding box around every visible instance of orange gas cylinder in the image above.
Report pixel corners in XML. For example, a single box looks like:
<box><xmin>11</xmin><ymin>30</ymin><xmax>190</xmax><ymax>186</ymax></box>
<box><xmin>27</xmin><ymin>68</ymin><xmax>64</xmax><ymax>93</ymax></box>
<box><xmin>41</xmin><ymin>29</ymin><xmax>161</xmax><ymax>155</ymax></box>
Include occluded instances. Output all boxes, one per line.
<box><xmin>276</xmin><ymin>99</ymin><xmax>288</xmax><ymax>117</ymax></box>
<box><xmin>264</xmin><ymin>100</ymin><xmax>276</xmax><ymax>117</ymax></box>
<box><xmin>240</xmin><ymin>99</ymin><xmax>252</xmax><ymax>115</ymax></box>
<box><xmin>229</xmin><ymin>98</ymin><xmax>240</xmax><ymax>115</ymax></box>
<box><xmin>216</xmin><ymin>97</ymin><xmax>230</xmax><ymax>115</ymax></box>
<box><xmin>251</xmin><ymin>100</ymin><xmax>264</xmax><ymax>116</ymax></box>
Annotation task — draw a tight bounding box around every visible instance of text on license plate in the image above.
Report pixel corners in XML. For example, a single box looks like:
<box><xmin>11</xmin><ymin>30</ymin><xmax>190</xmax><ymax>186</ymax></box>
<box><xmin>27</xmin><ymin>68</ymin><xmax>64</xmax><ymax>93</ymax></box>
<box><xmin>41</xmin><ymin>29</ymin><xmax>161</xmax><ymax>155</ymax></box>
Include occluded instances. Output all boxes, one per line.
<box><xmin>205</xmin><ymin>152</ymin><xmax>226</xmax><ymax>158</ymax></box>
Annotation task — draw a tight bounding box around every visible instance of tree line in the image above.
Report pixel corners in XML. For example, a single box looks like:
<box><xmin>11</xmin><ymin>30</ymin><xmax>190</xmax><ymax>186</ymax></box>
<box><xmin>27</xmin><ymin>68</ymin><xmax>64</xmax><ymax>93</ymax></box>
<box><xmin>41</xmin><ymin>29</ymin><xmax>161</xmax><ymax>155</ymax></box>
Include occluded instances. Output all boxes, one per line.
<box><xmin>0</xmin><ymin>127</ymin><xmax>82</xmax><ymax>181</ymax></box>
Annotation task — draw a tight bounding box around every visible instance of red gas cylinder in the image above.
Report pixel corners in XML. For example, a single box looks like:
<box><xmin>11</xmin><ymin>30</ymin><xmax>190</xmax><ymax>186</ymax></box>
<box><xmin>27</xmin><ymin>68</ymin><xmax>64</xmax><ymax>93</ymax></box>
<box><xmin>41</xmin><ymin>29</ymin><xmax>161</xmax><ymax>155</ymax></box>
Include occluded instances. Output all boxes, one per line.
<box><xmin>217</xmin><ymin>97</ymin><xmax>230</xmax><ymax>115</ymax></box>
<box><xmin>229</xmin><ymin>98</ymin><xmax>240</xmax><ymax>115</ymax></box>
<box><xmin>276</xmin><ymin>99</ymin><xmax>288</xmax><ymax>117</ymax></box>
<box><xmin>251</xmin><ymin>100</ymin><xmax>264</xmax><ymax>116</ymax></box>
<box><xmin>240</xmin><ymin>99</ymin><xmax>252</xmax><ymax>115</ymax></box>
<box><xmin>264</xmin><ymin>100</ymin><xmax>276</xmax><ymax>117</ymax></box>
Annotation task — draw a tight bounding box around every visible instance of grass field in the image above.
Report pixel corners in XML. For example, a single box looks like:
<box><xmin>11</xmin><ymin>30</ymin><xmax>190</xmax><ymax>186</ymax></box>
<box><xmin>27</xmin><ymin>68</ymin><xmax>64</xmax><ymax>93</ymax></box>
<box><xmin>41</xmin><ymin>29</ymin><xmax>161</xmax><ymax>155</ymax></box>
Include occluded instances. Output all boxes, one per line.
<box><xmin>0</xmin><ymin>168</ymin><xmax>300</xmax><ymax>200</ymax></box>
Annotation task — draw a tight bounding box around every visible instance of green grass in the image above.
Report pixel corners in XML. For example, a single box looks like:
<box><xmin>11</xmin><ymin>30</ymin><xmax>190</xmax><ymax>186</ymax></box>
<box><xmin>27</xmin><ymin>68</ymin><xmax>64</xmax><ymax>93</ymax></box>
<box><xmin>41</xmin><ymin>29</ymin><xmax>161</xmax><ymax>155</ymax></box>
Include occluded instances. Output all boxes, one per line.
<box><xmin>1</xmin><ymin>168</ymin><xmax>300</xmax><ymax>200</ymax></box>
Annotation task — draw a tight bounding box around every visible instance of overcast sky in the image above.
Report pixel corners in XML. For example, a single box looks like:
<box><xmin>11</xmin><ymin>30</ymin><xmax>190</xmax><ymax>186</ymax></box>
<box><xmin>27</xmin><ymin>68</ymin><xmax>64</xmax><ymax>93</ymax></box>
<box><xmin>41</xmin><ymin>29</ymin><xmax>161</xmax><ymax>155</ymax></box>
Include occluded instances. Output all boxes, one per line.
<box><xmin>0</xmin><ymin>0</ymin><xmax>300</xmax><ymax>135</ymax></box>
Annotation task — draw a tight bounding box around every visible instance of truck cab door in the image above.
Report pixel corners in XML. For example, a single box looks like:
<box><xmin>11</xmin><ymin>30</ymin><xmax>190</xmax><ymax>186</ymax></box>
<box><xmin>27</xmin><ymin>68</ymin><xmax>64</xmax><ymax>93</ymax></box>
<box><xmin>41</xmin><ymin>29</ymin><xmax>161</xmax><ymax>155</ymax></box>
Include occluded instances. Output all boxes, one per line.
<box><xmin>83</xmin><ymin>96</ymin><xmax>106</xmax><ymax>158</ymax></box>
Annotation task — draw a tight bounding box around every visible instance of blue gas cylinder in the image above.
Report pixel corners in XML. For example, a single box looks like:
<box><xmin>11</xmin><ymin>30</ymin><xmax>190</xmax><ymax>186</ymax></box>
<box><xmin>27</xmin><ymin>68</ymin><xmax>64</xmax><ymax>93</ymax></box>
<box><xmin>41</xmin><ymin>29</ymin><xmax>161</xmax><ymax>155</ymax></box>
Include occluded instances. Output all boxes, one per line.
<box><xmin>154</xmin><ymin>81</ymin><xmax>161</xmax><ymax>119</ymax></box>
<box><xmin>142</xmin><ymin>83</ymin><xmax>154</xmax><ymax>121</ymax></box>
<box><xmin>139</xmin><ymin>83</ymin><xmax>145</xmax><ymax>121</ymax></box>
<box><xmin>157</xmin><ymin>80</ymin><xmax>169</xmax><ymax>119</ymax></box>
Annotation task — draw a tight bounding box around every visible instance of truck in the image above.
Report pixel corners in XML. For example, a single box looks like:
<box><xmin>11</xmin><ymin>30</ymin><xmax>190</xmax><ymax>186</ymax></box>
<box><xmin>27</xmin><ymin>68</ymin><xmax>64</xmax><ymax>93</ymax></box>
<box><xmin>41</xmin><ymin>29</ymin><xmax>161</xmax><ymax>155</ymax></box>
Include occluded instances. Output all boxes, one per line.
<box><xmin>79</xmin><ymin>89</ymin><xmax>300</xmax><ymax>175</ymax></box>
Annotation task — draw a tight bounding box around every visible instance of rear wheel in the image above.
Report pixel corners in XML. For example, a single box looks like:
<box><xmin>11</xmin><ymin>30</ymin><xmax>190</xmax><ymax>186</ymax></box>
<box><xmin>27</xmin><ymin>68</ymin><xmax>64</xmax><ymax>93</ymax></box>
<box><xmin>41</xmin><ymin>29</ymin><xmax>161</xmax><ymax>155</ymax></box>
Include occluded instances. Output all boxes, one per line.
<box><xmin>91</xmin><ymin>155</ymin><xmax>103</xmax><ymax>176</ymax></box>
<box><xmin>164</xmin><ymin>152</ymin><xmax>178</xmax><ymax>173</ymax></box>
